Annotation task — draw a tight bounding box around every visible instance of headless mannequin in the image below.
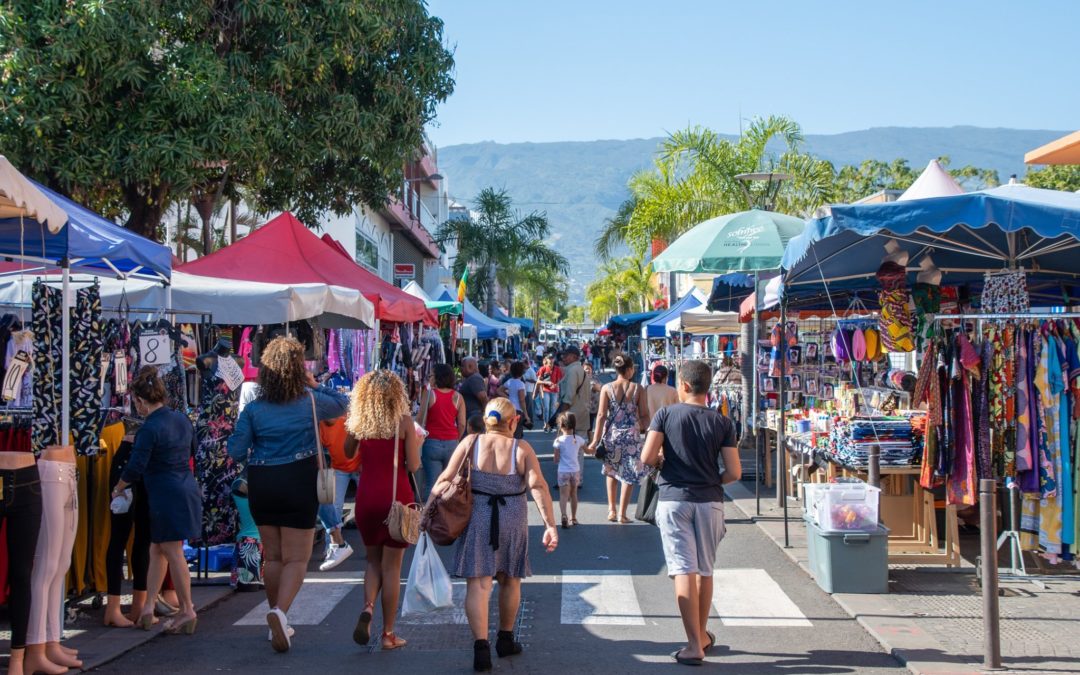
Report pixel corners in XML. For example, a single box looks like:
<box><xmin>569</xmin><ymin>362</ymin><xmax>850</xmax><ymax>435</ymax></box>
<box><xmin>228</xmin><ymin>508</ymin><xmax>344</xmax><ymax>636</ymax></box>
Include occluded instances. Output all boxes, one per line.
<box><xmin>882</xmin><ymin>239</ymin><xmax>910</xmax><ymax>267</ymax></box>
<box><xmin>917</xmin><ymin>255</ymin><xmax>943</xmax><ymax>286</ymax></box>
<box><xmin>24</xmin><ymin>444</ymin><xmax>81</xmax><ymax>675</ymax></box>
<box><xmin>197</xmin><ymin>338</ymin><xmax>233</xmax><ymax>375</ymax></box>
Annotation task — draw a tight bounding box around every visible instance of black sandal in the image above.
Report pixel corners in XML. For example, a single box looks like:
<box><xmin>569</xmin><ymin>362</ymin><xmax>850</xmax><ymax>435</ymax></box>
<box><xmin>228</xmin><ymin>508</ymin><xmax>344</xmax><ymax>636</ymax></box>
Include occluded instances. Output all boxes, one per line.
<box><xmin>561</xmin><ymin>515</ymin><xmax>569</xmax><ymax>529</ymax></box>
<box><xmin>353</xmin><ymin>602</ymin><xmax>374</xmax><ymax>645</ymax></box>
<box><xmin>672</xmin><ymin>649</ymin><xmax>703</xmax><ymax>666</ymax></box>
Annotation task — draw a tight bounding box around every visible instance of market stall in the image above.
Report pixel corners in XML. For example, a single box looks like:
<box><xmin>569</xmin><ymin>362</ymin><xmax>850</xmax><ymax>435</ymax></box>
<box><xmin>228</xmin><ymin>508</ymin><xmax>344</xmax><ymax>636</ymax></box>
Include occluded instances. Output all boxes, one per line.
<box><xmin>775</xmin><ymin>183</ymin><xmax>1080</xmax><ymax>573</ymax></box>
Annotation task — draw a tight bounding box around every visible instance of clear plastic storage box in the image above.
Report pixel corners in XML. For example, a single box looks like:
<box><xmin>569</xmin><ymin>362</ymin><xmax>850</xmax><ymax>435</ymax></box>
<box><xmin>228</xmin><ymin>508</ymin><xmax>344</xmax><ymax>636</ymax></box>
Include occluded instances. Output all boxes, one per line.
<box><xmin>803</xmin><ymin>482</ymin><xmax>880</xmax><ymax>533</ymax></box>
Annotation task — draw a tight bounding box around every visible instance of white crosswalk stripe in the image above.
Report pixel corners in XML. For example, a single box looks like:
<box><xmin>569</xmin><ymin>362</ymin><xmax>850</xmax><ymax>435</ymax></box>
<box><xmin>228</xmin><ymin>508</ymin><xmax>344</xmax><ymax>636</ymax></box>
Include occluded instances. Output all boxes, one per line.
<box><xmin>711</xmin><ymin>568</ymin><xmax>812</xmax><ymax>627</ymax></box>
<box><xmin>560</xmin><ymin>570</ymin><xmax>645</xmax><ymax>625</ymax></box>
<box><xmin>232</xmin><ymin>568</ymin><xmax>810</xmax><ymax>630</ymax></box>
<box><xmin>234</xmin><ymin>576</ymin><xmax>361</xmax><ymax>626</ymax></box>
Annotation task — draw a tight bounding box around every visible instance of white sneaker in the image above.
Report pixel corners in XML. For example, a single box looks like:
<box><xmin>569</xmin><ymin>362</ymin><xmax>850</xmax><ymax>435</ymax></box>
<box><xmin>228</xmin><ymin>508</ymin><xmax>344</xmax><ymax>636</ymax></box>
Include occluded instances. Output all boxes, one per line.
<box><xmin>319</xmin><ymin>542</ymin><xmax>354</xmax><ymax>571</ymax></box>
<box><xmin>268</xmin><ymin>625</ymin><xmax>296</xmax><ymax>641</ymax></box>
<box><xmin>266</xmin><ymin>608</ymin><xmax>291</xmax><ymax>652</ymax></box>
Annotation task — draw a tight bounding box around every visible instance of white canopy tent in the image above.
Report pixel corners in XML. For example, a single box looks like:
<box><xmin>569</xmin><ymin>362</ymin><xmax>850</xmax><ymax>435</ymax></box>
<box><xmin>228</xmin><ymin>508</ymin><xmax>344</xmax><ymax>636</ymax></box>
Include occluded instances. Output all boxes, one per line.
<box><xmin>0</xmin><ymin>156</ymin><xmax>68</xmax><ymax>231</ymax></box>
<box><xmin>670</xmin><ymin>304</ymin><xmax>742</xmax><ymax>335</ymax></box>
<box><xmin>897</xmin><ymin>159</ymin><xmax>964</xmax><ymax>201</ymax></box>
<box><xmin>0</xmin><ymin>271</ymin><xmax>375</xmax><ymax>328</ymax></box>
<box><xmin>402</xmin><ymin>280</ymin><xmax>433</xmax><ymax>302</ymax></box>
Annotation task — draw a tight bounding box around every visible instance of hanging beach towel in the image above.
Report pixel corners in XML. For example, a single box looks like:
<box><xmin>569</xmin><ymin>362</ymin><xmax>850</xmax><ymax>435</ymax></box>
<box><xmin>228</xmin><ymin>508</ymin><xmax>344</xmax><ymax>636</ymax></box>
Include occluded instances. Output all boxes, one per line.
<box><xmin>852</xmin><ymin>328</ymin><xmax>867</xmax><ymax>362</ymax></box>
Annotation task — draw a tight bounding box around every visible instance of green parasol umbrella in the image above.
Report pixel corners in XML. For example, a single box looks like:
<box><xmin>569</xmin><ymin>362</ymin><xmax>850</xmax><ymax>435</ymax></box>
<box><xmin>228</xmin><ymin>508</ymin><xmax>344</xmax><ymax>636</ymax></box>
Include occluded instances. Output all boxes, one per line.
<box><xmin>651</xmin><ymin>209</ymin><xmax>806</xmax><ymax>273</ymax></box>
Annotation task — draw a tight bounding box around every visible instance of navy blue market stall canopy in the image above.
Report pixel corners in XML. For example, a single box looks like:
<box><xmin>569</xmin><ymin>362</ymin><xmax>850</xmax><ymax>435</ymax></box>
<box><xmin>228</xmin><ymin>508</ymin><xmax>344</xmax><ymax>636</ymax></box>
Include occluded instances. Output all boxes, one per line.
<box><xmin>781</xmin><ymin>184</ymin><xmax>1080</xmax><ymax>306</ymax></box>
<box><xmin>607</xmin><ymin>309</ymin><xmax>662</xmax><ymax>331</ymax></box>
<box><xmin>0</xmin><ymin>180</ymin><xmax>172</xmax><ymax>280</ymax></box>
<box><xmin>491</xmin><ymin>306</ymin><xmax>534</xmax><ymax>333</ymax></box>
<box><xmin>641</xmin><ymin>288</ymin><xmax>706</xmax><ymax>338</ymax></box>
<box><xmin>463</xmin><ymin>297</ymin><xmax>512</xmax><ymax>340</ymax></box>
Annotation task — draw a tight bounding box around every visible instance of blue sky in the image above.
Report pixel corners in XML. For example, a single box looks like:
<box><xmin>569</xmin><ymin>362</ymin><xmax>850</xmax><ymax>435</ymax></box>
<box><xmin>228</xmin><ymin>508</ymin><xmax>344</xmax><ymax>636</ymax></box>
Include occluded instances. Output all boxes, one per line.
<box><xmin>425</xmin><ymin>0</ymin><xmax>1077</xmax><ymax>148</ymax></box>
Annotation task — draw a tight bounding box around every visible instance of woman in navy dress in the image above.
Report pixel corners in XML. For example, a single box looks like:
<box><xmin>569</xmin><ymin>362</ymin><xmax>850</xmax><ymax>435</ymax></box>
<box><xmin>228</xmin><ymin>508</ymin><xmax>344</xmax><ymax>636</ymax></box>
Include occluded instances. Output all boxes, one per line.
<box><xmin>111</xmin><ymin>366</ymin><xmax>202</xmax><ymax>635</ymax></box>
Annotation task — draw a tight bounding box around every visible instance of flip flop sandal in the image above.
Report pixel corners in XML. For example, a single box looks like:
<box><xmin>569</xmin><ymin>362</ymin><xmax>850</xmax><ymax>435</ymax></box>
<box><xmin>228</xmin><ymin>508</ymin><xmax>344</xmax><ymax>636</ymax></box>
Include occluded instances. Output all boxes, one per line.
<box><xmin>672</xmin><ymin>649</ymin><xmax>703</xmax><ymax>666</ymax></box>
<box><xmin>353</xmin><ymin>602</ymin><xmax>374</xmax><ymax>645</ymax></box>
<box><xmin>561</xmin><ymin>516</ymin><xmax>569</xmax><ymax>530</ymax></box>
<box><xmin>706</xmin><ymin>631</ymin><xmax>716</xmax><ymax>651</ymax></box>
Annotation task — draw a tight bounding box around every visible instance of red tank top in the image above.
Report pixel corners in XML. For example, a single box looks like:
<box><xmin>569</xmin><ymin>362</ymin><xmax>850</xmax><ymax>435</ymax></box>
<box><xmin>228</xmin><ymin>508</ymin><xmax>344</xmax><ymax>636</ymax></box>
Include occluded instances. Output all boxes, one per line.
<box><xmin>426</xmin><ymin>389</ymin><xmax>460</xmax><ymax>441</ymax></box>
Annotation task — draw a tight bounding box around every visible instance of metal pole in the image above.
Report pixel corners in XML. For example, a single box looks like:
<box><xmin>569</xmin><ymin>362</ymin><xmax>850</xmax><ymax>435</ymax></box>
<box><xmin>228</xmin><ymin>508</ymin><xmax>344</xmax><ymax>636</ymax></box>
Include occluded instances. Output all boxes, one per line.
<box><xmin>752</xmin><ymin>272</ymin><xmax>761</xmax><ymax>516</ymax></box>
<box><xmin>1008</xmin><ymin>483</ymin><xmax>1020</xmax><ymax>573</ymax></box>
<box><xmin>778</xmin><ymin>292</ymin><xmax>789</xmax><ymax>548</ymax></box>
<box><xmin>868</xmin><ymin>444</ymin><xmax>881</xmax><ymax>489</ymax></box>
<box><xmin>61</xmin><ymin>264</ymin><xmax>71</xmax><ymax>445</ymax></box>
<box><xmin>979</xmin><ymin>478</ymin><xmax>1002</xmax><ymax>670</ymax></box>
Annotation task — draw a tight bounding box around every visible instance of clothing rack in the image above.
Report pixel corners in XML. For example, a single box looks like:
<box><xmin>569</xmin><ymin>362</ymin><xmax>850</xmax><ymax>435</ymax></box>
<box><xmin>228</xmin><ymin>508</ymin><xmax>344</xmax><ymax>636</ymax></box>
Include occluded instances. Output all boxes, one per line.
<box><xmin>929</xmin><ymin>310</ymin><xmax>1080</xmax><ymax>582</ymax></box>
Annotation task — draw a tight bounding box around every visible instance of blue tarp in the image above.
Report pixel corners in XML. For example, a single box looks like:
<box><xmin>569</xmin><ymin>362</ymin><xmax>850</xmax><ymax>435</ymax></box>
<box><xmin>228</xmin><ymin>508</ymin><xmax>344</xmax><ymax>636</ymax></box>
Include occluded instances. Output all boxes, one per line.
<box><xmin>781</xmin><ymin>185</ymin><xmax>1080</xmax><ymax>305</ymax></box>
<box><xmin>708</xmin><ymin>272</ymin><xmax>764</xmax><ymax>312</ymax></box>
<box><xmin>642</xmin><ymin>289</ymin><xmax>706</xmax><ymax>338</ymax></box>
<box><xmin>491</xmin><ymin>307</ymin><xmax>534</xmax><ymax>333</ymax></box>
<box><xmin>462</xmin><ymin>297</ymin><xmax>513</xmax><ymax>340</ymax></box>
<box><xmin>0</xmin><ymin>182</ymin><xmax>172</xmax><ymax>279</ymax></box>
<box><xmin>607</xmin><ymin>309</ymin><xmax>662</xmax><ymax>330</ymax></box>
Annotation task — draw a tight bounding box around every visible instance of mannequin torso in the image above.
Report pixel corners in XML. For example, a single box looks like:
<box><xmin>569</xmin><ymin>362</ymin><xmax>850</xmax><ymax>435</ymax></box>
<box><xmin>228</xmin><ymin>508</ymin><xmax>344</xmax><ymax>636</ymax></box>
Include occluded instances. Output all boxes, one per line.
<box><xmin>0</xmin><ymin>451</ymin><xmax>34</xmax><ymax>469</ymax></box>
<box><xmin>41</xmin><ymin>445</ymin><xmax>75</xmax><ymax>464</ymax></box>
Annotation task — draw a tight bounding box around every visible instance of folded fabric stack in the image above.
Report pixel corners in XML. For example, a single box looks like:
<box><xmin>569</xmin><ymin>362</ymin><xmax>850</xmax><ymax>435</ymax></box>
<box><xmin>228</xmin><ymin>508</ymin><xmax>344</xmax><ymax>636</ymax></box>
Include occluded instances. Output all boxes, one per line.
<box><xmin>828</xmin><ymin>416</ymin><xmax>918</xmax><ymax>467</ymax></box>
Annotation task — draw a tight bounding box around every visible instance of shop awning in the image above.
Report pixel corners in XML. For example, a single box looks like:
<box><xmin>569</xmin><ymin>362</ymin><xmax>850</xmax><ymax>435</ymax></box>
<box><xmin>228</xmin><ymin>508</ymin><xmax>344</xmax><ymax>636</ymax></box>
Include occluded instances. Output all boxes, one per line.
<box><xmin>1025</xmin><ymin>130</ymin><xmax>1080</xmax><ymax>165</ymax></box>
<box><xmin>641</xmin><ymin>289</ymin><xmax>707</xmax><ymax>338</ymax></box>
<box><xmin>0</xmin><ymin>159</ymin><xmax>171</xmax><ymax>280</ymax></box>
<box><xmin>180</xmin><ymin>212</ymin><xmax>432</xmax><ymax>324</ymax></box>
<box><xmin>782</xmin><ymin>184</ymin><xmax>1080</xmax><ymax>305</ymax></box>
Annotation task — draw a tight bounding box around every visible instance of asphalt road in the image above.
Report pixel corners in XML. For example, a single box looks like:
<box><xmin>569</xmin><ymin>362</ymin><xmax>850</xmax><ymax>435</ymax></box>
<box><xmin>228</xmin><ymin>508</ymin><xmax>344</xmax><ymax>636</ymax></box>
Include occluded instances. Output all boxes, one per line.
<box><xmin>91</xmin><ymin>425</ymin><xmax>906</xmax><ymax>674</ymax></box>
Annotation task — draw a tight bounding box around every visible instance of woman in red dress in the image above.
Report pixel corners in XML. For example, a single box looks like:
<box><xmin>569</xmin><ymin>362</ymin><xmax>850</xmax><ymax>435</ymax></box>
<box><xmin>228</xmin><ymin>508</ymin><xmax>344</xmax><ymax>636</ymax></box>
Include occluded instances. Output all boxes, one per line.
<box><xmin>346</xmin><ymin>371</ymin><xmax>421</xmax><ymax>651</ymax></box>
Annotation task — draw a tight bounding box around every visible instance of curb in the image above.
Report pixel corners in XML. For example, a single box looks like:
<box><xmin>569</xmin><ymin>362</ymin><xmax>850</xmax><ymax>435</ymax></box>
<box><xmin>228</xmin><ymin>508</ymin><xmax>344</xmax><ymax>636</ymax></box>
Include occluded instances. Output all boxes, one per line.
<box><xmin>71</xmin><ymin>583</ymin><xmax>236</xmax><ymax>672</ymax></box>
<box><xmin>726</xmin><ymin>482</ymin><xmax>986</xmax><ymax>675</ymax></box>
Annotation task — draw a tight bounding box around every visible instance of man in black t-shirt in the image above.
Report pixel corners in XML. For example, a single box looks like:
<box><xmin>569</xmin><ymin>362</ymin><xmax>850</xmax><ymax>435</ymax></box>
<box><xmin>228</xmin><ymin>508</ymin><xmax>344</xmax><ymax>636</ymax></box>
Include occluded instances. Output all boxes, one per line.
<box><xmin>457</xmin><ymin>357</ymin><xmax>489</xmax><ymax>419</ymax></box>
<box><xmin>642</xmin><ymin>360</ymin><xmax>741</xmax><ymax>666</ymax></box>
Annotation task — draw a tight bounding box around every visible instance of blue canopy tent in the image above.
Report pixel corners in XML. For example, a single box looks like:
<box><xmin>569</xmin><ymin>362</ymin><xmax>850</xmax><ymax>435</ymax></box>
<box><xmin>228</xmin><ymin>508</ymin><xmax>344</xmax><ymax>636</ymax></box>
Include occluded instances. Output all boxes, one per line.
<box><xmin>607</xmin><ymin>309</ymin><xmax>661</xmax><ymax>331</ymax></box>
<box><xmin>490</xmin><ymin>306</ymin><xmax>534</xmax><ymax>334</ymax></box>
<box><xmin>641</xmin><ymin>288</ymin><xmax>707</xmax><ymax>339</ymax></box>
<box><xmin>462</xmin><ymin>297</ymin><xmax>511</xmax><ymax>340</ymax></box>
<box><xmin>0</xmin><ymin>158</ymin><xmax>173</xmax><ymax>449</ymax></box>
<box><xmin>782</xmin><ymin>184</ymin><xmax>1080</xmax><ymax>306</ymax></box>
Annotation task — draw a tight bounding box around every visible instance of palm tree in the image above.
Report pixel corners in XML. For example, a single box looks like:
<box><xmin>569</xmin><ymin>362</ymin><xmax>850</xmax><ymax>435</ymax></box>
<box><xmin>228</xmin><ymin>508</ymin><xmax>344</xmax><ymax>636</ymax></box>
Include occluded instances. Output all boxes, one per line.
<box><xmin>436</xmin><ymin>187</ymin><xmax>569</xmax><ymax>316</ymax></box>
<box><xmin>585</xmin><ymin>254</ymin><xmax>655</xmax><ymax>321</ymax></box>
<box><xmin>595</xmin><ymin>116</ymin><xmax>836</xmax><ymax>259</ymax></box>
<box><xmin>515</xmin><ymin>261</ymin><xmax>568</xmax><ymax>334</ymax></box>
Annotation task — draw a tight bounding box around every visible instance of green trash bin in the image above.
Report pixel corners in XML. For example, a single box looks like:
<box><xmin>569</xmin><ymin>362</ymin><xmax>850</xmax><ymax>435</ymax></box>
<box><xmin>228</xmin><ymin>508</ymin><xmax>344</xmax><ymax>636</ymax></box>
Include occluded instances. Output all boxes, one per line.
<box><xmin>805</xmin><ymin>519</ymin><xmax>889</xmax><ymax>594</ymax></box>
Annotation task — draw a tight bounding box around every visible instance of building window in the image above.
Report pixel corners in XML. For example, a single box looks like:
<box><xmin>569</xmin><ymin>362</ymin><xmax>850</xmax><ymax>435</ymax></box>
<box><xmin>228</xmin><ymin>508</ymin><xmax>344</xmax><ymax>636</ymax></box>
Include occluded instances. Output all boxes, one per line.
<box><xmin>355</xmin><ymin>232</ymin><xmax>379</xmax><ymax>273</ymax></box>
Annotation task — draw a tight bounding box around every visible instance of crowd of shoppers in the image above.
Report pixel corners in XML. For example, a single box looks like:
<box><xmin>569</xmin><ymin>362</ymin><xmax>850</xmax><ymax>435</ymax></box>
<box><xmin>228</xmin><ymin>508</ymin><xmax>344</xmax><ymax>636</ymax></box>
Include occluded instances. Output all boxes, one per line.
<box><xmin>99</xmin><ymin>329</ymin><xmax>738</xmax><ymax>670</ymax></box>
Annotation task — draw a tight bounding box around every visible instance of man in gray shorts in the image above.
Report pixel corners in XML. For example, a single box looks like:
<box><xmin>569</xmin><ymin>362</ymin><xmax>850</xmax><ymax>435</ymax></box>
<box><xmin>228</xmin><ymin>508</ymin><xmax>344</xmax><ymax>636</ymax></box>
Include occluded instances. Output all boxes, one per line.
<box><xmin>642</xmin><ymin>360</ymin><xmax>741</xmax><ymax>666</ymax></box>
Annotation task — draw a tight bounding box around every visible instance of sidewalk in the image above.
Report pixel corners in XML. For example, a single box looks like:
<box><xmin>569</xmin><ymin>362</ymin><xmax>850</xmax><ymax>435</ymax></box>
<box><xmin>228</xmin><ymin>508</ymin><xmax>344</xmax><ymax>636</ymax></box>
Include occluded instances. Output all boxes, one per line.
<box><xmin>726</xmin><ymin>480</ymin><xmax>1080</xmax><ymax>675</ymax></box>
<box><xmin>56</xmin><ymin>580</ymin><xmax>235</xmax><ymax>671</ymax></box>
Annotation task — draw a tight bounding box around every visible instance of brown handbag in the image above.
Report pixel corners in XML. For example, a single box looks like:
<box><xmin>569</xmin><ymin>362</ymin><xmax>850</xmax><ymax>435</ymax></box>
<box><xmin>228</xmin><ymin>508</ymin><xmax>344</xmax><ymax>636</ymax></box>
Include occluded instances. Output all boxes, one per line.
<box><xmin>421</xmin><ymin>435</ymin><xmax>474</xmax><ymax>546</ymax></box>
<box><xmin>384</xmin><ymin>423</ymin><xmax>422</xmax><ymax>545</ymax></box>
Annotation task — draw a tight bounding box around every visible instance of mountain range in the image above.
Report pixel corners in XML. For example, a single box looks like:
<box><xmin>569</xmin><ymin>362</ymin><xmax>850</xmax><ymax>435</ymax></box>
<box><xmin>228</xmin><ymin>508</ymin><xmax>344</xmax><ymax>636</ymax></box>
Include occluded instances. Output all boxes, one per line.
<box><xmin>437</xmin><ymin>126</ymin><xmax>1069</xmax><ymax>302</ymax></box>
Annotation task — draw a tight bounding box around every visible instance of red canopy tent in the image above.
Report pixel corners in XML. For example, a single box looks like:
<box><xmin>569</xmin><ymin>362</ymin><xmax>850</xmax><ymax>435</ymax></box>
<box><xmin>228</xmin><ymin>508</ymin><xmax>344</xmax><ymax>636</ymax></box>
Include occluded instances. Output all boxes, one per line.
<box><xmin>180</xmin><ymin>212</ymin><xmax>435</xmax><ymax>325</ymax></box>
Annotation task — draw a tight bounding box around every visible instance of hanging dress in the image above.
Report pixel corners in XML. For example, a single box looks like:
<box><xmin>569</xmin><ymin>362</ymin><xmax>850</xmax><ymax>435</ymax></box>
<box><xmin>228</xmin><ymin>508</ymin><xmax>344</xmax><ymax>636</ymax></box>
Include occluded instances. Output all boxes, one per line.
<box><xmin>193</xmin><ymin>363</ymin><xmax>241</xmax><ymax>546</ymax></box>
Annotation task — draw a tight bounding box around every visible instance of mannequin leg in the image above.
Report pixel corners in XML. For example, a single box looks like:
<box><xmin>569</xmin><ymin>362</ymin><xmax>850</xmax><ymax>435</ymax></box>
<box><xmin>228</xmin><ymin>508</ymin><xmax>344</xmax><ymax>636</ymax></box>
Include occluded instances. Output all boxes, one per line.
<box><xmin>44</xmin><ymin>464</ymin><xmax>81</xmax><ymax>667</ymax></box>
<box><xmin>26</xmin><ymin>461</ymin><xmax>72</xmax><ymax>674</ymax></box>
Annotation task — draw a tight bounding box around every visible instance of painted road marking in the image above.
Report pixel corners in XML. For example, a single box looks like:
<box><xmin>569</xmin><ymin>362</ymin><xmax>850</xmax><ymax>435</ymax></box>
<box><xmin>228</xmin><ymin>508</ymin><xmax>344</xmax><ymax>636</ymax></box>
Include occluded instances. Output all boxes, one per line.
<box><xmin>711</xmin><ymin>568</ymin><xmax>812</xmax><ymax>627</ymax></box>
<box><xmin>234</xmin><ymin>578</ymin><xmax>361</xmax><ymax>626</ymax></box>
<box><xmin>561</xmin><ymin>570</ymin><xmax>646</xmax><ymax>625</ymax></box>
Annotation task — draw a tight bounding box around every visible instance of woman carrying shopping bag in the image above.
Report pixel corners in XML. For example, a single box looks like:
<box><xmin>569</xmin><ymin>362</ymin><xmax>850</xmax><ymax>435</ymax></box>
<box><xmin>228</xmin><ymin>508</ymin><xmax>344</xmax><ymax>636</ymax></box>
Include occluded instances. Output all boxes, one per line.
<box><xmin>347</xmin><ymin>371</ymin><xmax>421</xmax><ymax>651</ymax></box>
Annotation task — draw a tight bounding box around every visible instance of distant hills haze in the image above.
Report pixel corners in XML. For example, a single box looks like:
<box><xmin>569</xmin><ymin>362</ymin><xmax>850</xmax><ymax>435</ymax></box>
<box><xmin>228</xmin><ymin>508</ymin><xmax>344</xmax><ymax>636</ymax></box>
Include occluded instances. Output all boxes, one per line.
<box><xmin>437</xmin><ymin>126</ymin><xmax>1070</xmax><ymax>301</ymax></box>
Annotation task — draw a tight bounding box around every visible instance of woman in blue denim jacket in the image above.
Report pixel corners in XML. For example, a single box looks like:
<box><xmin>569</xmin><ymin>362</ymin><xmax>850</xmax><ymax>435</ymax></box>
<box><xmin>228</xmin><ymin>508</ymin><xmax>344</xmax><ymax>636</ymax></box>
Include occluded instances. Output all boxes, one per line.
<box><xmin>227</xmin><ymin>337</ymin><xmax>348</xmax><ymax>653</ymax></box>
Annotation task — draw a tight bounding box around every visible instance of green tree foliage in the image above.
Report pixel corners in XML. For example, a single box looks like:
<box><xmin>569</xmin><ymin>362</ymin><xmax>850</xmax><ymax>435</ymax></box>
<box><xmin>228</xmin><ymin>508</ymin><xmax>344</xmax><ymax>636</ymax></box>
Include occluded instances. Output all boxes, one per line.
<box><xmin>831</xmin><ymin>157</ymin><xmax>998</xmax><ymax>204</ymax></box>
<box><xmin>585</xmin><ymin>255</ymin><xmax>655</xmax><ymax>321</ymax></box>
<box><xmin>1026</xmin><ymin>165</ymin><xmax>1080</xmax><ymax>192</ymax></box>
<box><xmin>0</xmin><ymin>0</ymin><xmax>455</xmax><ymax>239</ymax></box>
<box><xmin>596</xmin><ymin>116</ymin><xmax>836</xmax><ymax>258</ymax></box>
<box><xmin>436</xmin><ymin>188</ymin><xmax>568</xmax><ymax>316</ymax></box>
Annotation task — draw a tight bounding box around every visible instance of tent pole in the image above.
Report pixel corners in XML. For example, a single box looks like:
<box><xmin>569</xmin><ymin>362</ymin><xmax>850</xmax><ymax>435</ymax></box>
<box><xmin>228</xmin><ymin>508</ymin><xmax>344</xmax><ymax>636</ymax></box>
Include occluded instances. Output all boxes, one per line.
<box><xmin>61</xmin><ymin>263</ymin><xmax>71</xmax><ymax>446</ymax></box>
<box><xmin>752</xmin><ymin>271</ymin><xmax>761</xmax><ymax>516</ymax></box>
<box><xmin>373</xmin><ymin>318</ymin><xmax>381</xmax><ymax>371</ymax></box>
<box><xmin>777</xmin><ymin>277</ymin><xmax>790</xmax><ymax>548</ymax></box>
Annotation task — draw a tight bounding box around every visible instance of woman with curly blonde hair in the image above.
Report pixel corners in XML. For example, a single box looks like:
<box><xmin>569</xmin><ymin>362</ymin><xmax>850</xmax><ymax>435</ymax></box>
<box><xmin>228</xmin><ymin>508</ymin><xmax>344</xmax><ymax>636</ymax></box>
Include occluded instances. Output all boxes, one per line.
<box><xmin>228</xmin><ymin>337</ymin><xmax>348</xmax><ymax>653</ymax></box>
<box><xmin>346</xmin><ymin>370</ymin><xmax>421</xmax><ymax>651</ymax></box>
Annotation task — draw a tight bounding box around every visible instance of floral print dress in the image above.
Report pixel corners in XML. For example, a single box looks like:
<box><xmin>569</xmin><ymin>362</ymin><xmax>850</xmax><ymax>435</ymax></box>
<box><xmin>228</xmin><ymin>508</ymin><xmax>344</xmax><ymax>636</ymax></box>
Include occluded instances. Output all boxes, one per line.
<box><xmin>601</xmin><ymin>384</ymin><xmax>648</xmax><ymax>486</ymax></box>
<box><xmin>193</xmin><ymin>366</ymin><xmax>241</xmax><ymax>545</ymax></box>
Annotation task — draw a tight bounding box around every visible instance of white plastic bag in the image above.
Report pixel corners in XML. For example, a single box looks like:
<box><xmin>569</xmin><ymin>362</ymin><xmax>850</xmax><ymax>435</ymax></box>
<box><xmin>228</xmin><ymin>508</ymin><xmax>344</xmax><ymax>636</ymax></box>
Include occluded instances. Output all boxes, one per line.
<box><xmin>401</xmin><ymin>532</ymin><xmax>454</xmax><ymax>616</ymax></box>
